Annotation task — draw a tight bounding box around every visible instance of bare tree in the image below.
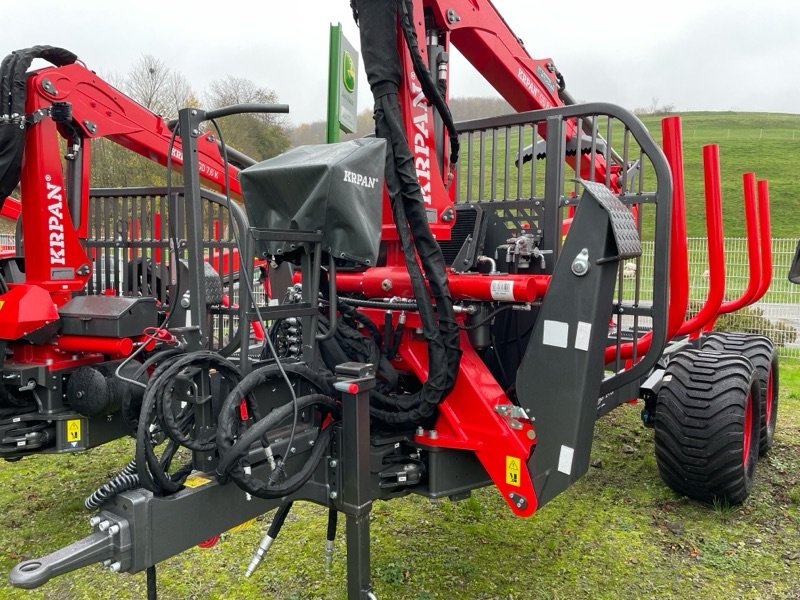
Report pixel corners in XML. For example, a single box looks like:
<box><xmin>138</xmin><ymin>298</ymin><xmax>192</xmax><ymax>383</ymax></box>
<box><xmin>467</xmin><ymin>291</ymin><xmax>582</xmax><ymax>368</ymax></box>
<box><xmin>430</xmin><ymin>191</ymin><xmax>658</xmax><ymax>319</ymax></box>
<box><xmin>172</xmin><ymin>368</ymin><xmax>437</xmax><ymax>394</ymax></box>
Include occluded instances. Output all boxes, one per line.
<box><xmin>126</xmin><ymin>55</ymin><xmax>170</xmax><ymax>115</ymax></box>
<box><xmin>125</xmin><ymin>55</ymin><xmax>196</xmax><ymax>119</ymax></box>
<box><xmin>205</xmin><ymin>76</ymin><xmax>290</xmax><ymax>160</ymax></box>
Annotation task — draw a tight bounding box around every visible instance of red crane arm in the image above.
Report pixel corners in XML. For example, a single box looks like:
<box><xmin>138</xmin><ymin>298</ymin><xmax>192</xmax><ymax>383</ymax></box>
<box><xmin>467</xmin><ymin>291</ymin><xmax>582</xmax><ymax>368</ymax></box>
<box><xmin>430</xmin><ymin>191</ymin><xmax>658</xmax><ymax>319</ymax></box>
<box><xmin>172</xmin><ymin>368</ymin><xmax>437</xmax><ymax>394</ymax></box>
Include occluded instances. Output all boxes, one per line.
<box><xmin>20</xmin><ymin>63</ymin><xmax>244</xmax><ymax>299</ymax></box>
<box><xmin>397</xmin><ymin>0</ymin><xmax>616</xmax><ymax>237</ymax></box>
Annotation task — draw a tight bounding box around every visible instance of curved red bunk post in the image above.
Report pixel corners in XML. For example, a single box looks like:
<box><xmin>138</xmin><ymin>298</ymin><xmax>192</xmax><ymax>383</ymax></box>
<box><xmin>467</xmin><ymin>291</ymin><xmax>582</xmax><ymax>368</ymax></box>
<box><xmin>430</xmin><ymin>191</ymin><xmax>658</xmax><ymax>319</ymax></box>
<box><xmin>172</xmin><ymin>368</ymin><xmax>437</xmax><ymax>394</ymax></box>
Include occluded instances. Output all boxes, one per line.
<box><xmin>752</xmin><ymin>179</ymin><xmax>772</xmax><ymax>302</ymax></box>
<box><xmin>704</xmin><ymin>172</ymin><xmax>762</xmax><ymax>331</ymax></box>
<box><xmin>604</xmin><ymin>116</ymin><xmax>689</xmax><ymax>364</ymax></box>
<box><xmin>678</xmin><ymin>144</ymin><xmax>726</xmax><ymax>337</ymax></box>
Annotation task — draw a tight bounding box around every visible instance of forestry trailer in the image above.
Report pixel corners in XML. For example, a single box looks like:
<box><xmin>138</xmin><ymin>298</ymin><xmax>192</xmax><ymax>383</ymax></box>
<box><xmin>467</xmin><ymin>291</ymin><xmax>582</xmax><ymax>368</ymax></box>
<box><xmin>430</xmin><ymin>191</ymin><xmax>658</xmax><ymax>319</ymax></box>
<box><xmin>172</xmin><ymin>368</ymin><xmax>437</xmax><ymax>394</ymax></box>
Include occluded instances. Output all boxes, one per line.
<box><xmin>0</xmin><ymin>0</ymin><xmax>778</xmax><ymax>597</ymax></box>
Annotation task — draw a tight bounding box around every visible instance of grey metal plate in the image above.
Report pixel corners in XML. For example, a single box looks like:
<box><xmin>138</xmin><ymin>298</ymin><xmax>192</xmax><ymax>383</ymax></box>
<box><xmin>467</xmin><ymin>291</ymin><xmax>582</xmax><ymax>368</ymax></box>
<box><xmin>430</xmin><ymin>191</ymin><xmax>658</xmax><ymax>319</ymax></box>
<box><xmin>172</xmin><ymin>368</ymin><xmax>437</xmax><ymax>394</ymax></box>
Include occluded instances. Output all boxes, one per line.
<box><xmin>581</xmin><ymin>180</ymin><xmax>641</xmax><ymax>259</ymax></box>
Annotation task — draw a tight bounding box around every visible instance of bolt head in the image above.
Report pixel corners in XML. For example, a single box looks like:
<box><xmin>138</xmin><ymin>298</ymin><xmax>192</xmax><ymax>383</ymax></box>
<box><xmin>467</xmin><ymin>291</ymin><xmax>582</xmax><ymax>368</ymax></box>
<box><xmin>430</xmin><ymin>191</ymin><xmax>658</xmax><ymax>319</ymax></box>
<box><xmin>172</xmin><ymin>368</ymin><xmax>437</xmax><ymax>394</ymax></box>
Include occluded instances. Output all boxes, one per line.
<box><xmin>329</xmin><ymin>491</ymin><xmax>338</xmax><ymax>500</ymax></box>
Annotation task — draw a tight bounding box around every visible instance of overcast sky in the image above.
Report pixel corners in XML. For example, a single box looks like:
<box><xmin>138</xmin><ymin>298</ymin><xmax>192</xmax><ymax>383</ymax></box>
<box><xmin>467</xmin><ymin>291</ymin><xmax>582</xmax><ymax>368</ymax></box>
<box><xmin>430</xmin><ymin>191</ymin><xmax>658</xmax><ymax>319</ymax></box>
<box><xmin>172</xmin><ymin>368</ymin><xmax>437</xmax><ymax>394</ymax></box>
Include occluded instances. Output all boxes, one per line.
<box><xmin>8</xmin><ymin>0</ymin><xmax>799</xmax><ymax>125</ymax></box>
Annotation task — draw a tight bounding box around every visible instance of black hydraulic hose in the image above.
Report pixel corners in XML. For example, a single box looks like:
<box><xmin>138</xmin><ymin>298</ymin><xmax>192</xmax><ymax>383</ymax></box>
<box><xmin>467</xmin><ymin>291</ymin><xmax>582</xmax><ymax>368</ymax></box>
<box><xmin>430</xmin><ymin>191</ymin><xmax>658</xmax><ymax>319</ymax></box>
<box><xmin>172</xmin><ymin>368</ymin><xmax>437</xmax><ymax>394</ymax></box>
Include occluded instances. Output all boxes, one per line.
<box><xmin>135</xmin><ymin>351</ymin><xmax>243</xmax><ymax>495</ymax></box>
<box><xmin>397</xmin><ymin>0</ymin><xmax>460</xmax><ymax>166</ymax></box>
<box><xmin>459</xmin><ymin>305</ymin><xmax>515</xmax><ymax>331</ymax></box>
<box><xmin>326</xmin><ymin>507</ymin><xmax>338</xmax><ymax>542</ymax></box>
<box><xmin>216</xmin><ymin>364</ymin><xmax>333</xmax><ymax>478</ymax></box>
<box><xmin>383</xmin><ymin>312</ymin><xmax>393</xmax><ymax>357</ymax></box>
<box><xmin>352</xmin><ymin>0</ymin><xmax>461</xmax><ymax>425</ymax></box>
<box><xmin>84</xmin><ymin>459</ymin><xmax>139</xmax><ymax>510</ymax></box>
<box><xmin>216</xmin><ymin>394</ymin><xmax>338</xmax><ymax>499</ymax></box>
<box><xmin>338</xmin><ymin>297</ymin><xmax>418</xmax><ymax>311</ymax></box>
<box><xmin>155</xmin><ymin>354</ymin><xmax>242</xmax><ymax>452</ymax></box>
<box><xmin>269</xmin><ymin>502</ymin><xmax>294</xmax><ymax>538</ymax></box>
<box><xmin>387</xmin><ymin>321</ymin><xmax>404</xmax><ymax>360</ymax></box>
<box><xmin>371</xmin><ymin>100</ymin><xmax>460</xmax><ymax>424</ymax></box>
<box><xmin>146</xmin><ymin>565</ymin><xmax>157</xmax><ymax>600</ymax></box>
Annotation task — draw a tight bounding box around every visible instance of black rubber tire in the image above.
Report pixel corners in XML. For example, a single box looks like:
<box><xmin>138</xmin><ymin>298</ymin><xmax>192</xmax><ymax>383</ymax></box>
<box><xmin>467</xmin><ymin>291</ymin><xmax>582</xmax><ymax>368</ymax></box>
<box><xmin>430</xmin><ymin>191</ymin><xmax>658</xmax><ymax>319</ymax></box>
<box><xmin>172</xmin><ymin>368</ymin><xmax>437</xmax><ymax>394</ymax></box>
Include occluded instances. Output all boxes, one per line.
<box><xmin>702</xmin><ymin>332</ymin><xmax>779</xmax><ymax>456</ymax></box>
<box><xmin>654</xmin><ymin>350</ymin><xmax>760</xmax><ymax>505</ymax></box>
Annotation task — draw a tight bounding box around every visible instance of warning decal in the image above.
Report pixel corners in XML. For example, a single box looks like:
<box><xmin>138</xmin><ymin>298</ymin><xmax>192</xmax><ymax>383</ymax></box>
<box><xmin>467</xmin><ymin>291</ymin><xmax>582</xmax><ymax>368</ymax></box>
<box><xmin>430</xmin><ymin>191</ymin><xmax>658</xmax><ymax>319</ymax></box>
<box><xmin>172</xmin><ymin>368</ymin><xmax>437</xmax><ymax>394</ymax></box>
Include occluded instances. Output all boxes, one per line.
<box><xmin>183</xmin><ymin>474</ymin><xmax>212</xmax><ymax>489</ymax></box>
<box><xmin>506</xmin><ymin>456</ymin><xmax>521</xmax><ymax>487</ymax></box>
<box><xmin>66</xmin><ymin>419</ymin><xmax>81</xmax><ymax>443</ymax></box>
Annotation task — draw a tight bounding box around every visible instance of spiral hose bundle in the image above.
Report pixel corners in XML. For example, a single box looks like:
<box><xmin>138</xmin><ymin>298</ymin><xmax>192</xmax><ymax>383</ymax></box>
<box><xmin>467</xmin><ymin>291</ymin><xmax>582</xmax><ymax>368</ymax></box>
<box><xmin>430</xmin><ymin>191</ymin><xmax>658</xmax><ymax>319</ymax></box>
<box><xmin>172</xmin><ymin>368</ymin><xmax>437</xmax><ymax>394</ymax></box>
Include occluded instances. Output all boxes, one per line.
<box><xmin>84</xmin><ymin>459</ymin><xmax>139</xmax><ymax>510</ymax></box>
<box><xmin>135</xmin><ymin>351</ymin><xmax>245</xmax><ymax>495</ymax></box>
<box><xmin>215</xmin><ymin>363</ymin><xmax>338</xmax><ymax>499</ymax></box>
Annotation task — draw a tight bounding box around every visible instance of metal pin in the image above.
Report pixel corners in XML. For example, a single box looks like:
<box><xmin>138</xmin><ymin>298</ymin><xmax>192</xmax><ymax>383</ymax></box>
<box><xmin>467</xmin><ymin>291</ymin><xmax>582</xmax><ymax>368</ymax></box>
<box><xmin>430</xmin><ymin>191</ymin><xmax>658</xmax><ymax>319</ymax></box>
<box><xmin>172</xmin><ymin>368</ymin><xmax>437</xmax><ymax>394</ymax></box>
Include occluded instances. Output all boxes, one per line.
<box><xmin>245</xmin><ymin>535</ymin><xmax>275</xmax><ymax>577</ymax></box>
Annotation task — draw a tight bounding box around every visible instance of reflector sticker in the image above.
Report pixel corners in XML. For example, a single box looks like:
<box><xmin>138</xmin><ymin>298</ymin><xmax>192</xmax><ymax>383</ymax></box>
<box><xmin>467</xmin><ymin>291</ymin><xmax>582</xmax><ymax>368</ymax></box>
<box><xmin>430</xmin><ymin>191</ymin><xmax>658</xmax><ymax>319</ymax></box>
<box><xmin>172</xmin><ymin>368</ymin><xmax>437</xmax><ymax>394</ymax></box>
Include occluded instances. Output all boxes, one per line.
<box><xmin>575</xmin><ymin>321</ymin><xmax>592</xmax><ymax>352</ymax></box>
<box><xmin>0</xmin><ymin>300</ymin><xmax>5</xmax><ymax>310</ymax></box>
<box><xmin>506</xmin><ymin>456</ymin><xmax>521</xmax><ymax>487</ymax></box>
<box><xmin>558</xmin><ymin>445</ymin><xmax>574</xmax><ymax>475</ymax></box>
<box><xmin>183</xmin><ymin>474</ymin><xmax>212</xmax><ymax>488</ymax></box>
<box><xmin>66</xmin><ymin>419</ymin><xmax>81</xmax><ymax>443</ymax></box>
<box><xmin>490</xmin><ymin>280</ymin><xmax>515</xmax><ymax>301</ymax></box>
<box><xmin>543</xmin><ymin>320</ymin><xmax>569</xmax><ymax>348</ymax></box>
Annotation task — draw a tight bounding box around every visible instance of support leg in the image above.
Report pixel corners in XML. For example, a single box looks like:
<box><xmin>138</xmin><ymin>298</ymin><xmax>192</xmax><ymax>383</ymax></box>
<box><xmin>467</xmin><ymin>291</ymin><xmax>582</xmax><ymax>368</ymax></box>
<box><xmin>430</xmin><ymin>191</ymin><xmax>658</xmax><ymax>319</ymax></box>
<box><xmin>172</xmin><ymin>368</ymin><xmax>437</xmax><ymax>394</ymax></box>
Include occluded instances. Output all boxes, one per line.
<box><xmin>334</xmin><ymin>362</ymin><xmax>377</xmax><ymax>600</ymax></box>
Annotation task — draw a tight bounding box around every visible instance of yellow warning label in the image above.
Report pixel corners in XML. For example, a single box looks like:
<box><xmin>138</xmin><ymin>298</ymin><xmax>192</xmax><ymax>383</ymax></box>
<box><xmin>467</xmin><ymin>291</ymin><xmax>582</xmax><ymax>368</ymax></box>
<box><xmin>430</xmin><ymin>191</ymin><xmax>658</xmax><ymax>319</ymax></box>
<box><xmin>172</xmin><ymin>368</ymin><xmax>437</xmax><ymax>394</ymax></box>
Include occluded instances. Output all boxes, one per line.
<box><xmin>228</xmin><ymin>518</ymin><xmax>256</xmax><ymax>534</ymax></box>
<box><xmin>183</xmin><ymin>474</ymin><xmax>212</xmax><ymax>488</ymax></box>
<box><xmin>66</xmin><ymin>419</ymin><xmax>81</xmax><ymax>443</ymax></box>
<box><xmin>506</xmin><ymin>456</ymin><xmax>521</xmax><ymax>487</ymax></box>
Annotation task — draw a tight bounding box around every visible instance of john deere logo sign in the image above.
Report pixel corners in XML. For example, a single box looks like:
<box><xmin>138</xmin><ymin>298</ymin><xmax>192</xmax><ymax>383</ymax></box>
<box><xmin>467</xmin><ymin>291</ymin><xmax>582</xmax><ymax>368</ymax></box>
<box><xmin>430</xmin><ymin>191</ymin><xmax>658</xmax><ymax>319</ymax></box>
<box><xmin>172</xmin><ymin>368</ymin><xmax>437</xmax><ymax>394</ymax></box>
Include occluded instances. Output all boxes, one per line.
<box><xmin>329</xmin><ymin>26</ymin><xmax>358</xmax><ymax>139</ymax></box>
<box><xmin>342</xmin><ymin>50</ymin><xmax>356</xmax><ymax>93</ymax></box>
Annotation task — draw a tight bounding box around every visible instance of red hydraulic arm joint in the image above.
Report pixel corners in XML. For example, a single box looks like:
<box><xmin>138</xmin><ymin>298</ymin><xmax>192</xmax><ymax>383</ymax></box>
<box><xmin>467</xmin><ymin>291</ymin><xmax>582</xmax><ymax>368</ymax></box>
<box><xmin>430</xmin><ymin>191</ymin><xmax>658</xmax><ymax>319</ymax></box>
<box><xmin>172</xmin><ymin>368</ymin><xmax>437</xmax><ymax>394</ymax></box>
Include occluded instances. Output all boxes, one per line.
<box><xmin>425</xmin><ymin>0</ymin><xmax>617</xmax><ymax>188</ymax></box>
<box><xmin>362</xmin><ymin>305</ymin><xmax>538</xmax><ymax>518</ymax></box>
<box><xmin>677</xmin><ymin>145</ymin><xmax>726</xmax><ymax>337</ymax></box>
<box><xmin>705</xmin><ymin>173</ymin><xmax>762</xmax><ymax>330</ymax></box>
<box><xmin>605</xmin><ymin>116</ymin><xmax>689</xmax><ymax>363</ymax></box>
<box><xmin>19</xmin><ymin>63</ymin><xmax>244</xmax><ymax>304</ymax></box>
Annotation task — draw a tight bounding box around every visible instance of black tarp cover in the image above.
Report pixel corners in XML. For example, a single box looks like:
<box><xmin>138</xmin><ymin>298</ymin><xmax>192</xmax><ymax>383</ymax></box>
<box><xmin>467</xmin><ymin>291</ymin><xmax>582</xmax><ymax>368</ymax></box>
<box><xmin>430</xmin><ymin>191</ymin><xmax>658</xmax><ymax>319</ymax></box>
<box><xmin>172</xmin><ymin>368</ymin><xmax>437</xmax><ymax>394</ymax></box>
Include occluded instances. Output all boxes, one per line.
<box><xmin>240</xmin><ymin>137</ymin><xmax>386</xmax><ymax>265</ymax></box>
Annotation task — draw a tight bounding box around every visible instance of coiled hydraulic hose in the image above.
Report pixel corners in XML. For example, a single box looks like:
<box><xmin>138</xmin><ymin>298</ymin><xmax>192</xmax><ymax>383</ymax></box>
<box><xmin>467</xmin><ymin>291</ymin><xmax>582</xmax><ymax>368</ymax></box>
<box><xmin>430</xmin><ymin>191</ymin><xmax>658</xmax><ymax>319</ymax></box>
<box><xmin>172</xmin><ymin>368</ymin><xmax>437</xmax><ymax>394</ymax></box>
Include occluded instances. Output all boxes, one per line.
<box><xmin>216</xmin><ymin>362</ymin><xmax>338</xmax><ymax>499</ymax></box>
<box><xmin>136</xmin><ymin>351</ymin><xmax>244</xmax><ymax>495</ymax></box>
<box><xmin>216</xmin><ymin>393</ymin><xmax>337</xmax><ymax>500</ymax></box>
<box><xmin>84</xmin><ymin>459</ymin><xmax>139</xmax><ymax>510</ymax></box>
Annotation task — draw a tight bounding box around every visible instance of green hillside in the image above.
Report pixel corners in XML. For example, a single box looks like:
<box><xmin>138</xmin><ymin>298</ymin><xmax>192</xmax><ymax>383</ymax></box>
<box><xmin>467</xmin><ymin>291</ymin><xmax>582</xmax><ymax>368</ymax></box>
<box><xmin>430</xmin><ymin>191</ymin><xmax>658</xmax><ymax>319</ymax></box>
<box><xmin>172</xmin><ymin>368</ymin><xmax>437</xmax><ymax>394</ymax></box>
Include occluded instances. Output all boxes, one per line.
<box><xmin>637</xmin><ymin>112</ymin><xmax>800</xmax><ymax>238</ymax></box>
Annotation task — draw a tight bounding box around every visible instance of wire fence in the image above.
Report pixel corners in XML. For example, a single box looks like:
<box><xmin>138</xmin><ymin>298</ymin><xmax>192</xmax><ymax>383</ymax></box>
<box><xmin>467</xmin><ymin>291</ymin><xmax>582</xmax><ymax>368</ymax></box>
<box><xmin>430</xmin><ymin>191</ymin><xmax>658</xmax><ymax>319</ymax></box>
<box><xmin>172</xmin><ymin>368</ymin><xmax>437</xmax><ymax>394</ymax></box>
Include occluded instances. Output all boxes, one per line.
<box><xmin>0</xmin><ymin>233</ymin><xmax>14</xmax><ymax>254</ymax></box>
<box><xmin>639</xmin><ymin>238</ymin><xmax>800</xmax><ymax>360</ymax></box>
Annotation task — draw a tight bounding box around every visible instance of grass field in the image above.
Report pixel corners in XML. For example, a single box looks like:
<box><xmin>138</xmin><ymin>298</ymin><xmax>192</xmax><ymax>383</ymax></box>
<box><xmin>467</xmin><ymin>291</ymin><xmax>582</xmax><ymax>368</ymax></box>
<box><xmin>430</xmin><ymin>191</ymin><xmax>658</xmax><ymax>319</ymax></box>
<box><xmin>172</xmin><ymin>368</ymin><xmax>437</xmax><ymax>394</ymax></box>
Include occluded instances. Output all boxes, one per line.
<box><xmin>637</xmin><ymin>112</ymin><xmax>800</xmax><ymax>239</ymax></box>
<box><xmin>455</xmin><ymin>111</ymin><xmax>800</xmax><ymax>239</ymax></box>
<box><xmin>1</xmin><ymin>364</ymin><xmax>798</xmax><ymax>600</ymax></box>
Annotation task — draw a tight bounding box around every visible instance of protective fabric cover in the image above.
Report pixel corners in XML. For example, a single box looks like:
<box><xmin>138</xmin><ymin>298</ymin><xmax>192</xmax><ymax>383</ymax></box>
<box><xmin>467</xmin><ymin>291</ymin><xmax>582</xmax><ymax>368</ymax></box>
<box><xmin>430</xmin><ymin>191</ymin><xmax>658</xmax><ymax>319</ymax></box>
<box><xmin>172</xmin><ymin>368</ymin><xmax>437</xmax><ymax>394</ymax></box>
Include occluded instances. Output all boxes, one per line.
<box><xmin>0</xmin><ymin>46</ymin><xmax>78</xmax><ymax>203</ymax></box>
<box><xmin>349</xmin><ymin>0</ymin><xmax>461</xmax><ymax>425</ymax></box>
<box><xmin>240</xmin><ymin>137</ymin><xmax>386</xmax><ymax>265</ymax></box>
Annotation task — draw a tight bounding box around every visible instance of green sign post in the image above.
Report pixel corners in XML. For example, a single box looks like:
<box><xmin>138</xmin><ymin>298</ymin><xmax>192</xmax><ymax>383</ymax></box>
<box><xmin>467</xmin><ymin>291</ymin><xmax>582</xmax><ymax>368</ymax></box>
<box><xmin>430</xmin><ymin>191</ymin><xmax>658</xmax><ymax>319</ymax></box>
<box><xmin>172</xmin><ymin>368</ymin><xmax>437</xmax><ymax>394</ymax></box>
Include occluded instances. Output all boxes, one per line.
<box><xmin>326</xmin><ymin>23</ymin><xmax>359</xmax><ymax>143</ymax></box>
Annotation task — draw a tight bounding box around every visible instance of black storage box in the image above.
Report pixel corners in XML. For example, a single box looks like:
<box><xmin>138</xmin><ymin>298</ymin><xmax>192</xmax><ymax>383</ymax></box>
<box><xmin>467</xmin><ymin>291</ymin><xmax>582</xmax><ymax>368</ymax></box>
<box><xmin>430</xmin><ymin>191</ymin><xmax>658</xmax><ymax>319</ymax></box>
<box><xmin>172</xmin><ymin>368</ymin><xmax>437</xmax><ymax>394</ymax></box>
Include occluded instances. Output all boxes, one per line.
<box><xmin>58</xmin><ymin>296</ymin><xmax>158</xmax><ymax>338</ymax></box>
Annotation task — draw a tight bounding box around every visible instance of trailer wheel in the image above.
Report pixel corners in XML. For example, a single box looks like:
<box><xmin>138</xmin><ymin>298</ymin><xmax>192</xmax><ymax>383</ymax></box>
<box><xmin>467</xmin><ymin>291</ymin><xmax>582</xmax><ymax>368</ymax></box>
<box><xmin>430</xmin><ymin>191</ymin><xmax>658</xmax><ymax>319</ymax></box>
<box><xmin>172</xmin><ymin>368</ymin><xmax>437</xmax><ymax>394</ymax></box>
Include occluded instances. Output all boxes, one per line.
<box><xmin>702</xmin><ymin>333</ymin><xmax>779</xmax><ymax>455</ymax></box>
<box><xmin>654</xmin><ymin>350</ymin><xmax>760</xmax><ymax>505</ymax></box>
